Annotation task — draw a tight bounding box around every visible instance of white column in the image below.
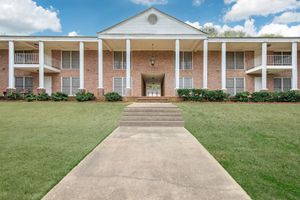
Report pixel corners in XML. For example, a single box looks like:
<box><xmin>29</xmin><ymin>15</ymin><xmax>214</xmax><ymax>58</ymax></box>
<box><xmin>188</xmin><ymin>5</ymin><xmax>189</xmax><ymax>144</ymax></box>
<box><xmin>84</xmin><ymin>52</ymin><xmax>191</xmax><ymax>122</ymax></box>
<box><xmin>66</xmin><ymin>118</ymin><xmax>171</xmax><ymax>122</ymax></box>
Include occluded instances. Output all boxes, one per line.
<box><xmin>203</xmin><ymin>39</ymin><xmax>208</xmax><ymax>89</ymax></box>
<box><xmin>221</xmin><ymin>42</ymin><xmax>226</xmax><ymax>90</ymax></box>
<box><xmin>38</xmin><ymin>41</ymin><xmax>45</xmax><ymax>89</ymax></box>
<box><xmin>261</xmin><ymin>42</ymin><xmax>268</xmax><ymax>90</ymax></box>
<box><xmin>175</xmin><ymin>39</ymin><xmax>180</xmax><ymax>90</ymax></box>
<box><xmin>126</xmin><ymin>39</ymin><xmax>131</xmax><ymax>91</ymax></box>
<box><xmin>292</xmin><ymin>42</ymin><xmax>298</xmax><ymax>90</ymax></box>
<box><xmin>98</xmin><ymin>39</ymin><xmax>103</xmax><ymax>89</ymax></box>
<box><xmin>79</xmin><ymin>41</ymin><xmax>85</xmax><ymax>89</ymax></box>
<box><xmin>8</xmin><ymin>41</ymin><xmax>15</xmax><ymax>89</ymax></box>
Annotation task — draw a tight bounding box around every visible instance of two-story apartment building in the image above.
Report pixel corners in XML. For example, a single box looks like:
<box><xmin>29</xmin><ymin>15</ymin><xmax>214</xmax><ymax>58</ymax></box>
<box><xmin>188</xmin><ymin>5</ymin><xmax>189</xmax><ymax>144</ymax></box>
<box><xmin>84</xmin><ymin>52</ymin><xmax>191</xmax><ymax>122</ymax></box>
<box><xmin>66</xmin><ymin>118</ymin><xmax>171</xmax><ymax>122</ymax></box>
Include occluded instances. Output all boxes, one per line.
<box><xmin>0</xmin><ymin>7</ymin><xmax>299</xmax><ymax>98</ymax></box>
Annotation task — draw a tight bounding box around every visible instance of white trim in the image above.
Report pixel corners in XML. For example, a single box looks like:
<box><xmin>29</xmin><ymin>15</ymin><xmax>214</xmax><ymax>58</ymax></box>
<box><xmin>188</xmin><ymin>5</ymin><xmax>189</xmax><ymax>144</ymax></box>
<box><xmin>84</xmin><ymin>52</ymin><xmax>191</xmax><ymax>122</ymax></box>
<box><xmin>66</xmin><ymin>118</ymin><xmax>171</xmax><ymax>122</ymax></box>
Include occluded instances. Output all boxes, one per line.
<box><xmin>226</xmin><ymin>51</ymin><xmax>245</xmax><ymax>70</ymax></box>
<box><xmin>208</xmin><ymin>38</ymin><xmax>300</xmax><ymax>43</ymax></box>
<box><xmin>79</xmin><ymin>42</ymin><xmax>85</xmax><ymax>89</ymax></box>
<box><xmin>113</xmin><ymin>51</ymin><xmax>127</xmax><ymax>70</ymax></box>
<box><xmin>61</xmin><ymin>51</ymin><xmax>80</xmax><ymax>70</ymax></box>
<box><xmin>0</xmin><ymin>36</ymin><xmax>98</xmax><ymax>42</ymax></box>
<box><xmin>221</xmin><ymin>42</ymin><xmax>226</xmax><ymax>90</ymax></box>
<box><xmin>203</xmin><ymin>39</ymin><xmax>208</xmax><ymax>89</ymax></box>
<box><xmin>99</xmin><ymin>34</ymin><xmax>206</xmax><ymax>40</ymax></box>
<box><xmin>273</xmin><ymin>77</ymin><xmax>292</xmax><ymax>92</ymax></box>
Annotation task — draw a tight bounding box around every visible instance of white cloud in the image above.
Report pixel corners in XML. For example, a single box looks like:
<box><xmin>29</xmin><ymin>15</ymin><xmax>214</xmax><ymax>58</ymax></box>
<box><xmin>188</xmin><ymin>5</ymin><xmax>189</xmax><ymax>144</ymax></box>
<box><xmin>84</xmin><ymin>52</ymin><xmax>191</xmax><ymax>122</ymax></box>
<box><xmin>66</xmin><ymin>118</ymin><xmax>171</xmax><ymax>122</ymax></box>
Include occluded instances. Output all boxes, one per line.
<box><xmin>186</xmin><ymin>19</ymin><xmax>256</xmax><ymax>36</ymax></box>
<box><xmin>0</xmin><ymin>0</ymin><xmax>61</xmax><ymax>35</ymax></box>
<box><xmin>273</xmin><ymin>11</ymin><xmax>300</xmax><ymax>24</ymax></box>
<box><xmin>186</xmin><ymin>18</ymin><xmax>300</xmax><ymax>37</ymax></box>
<box><xmin>224</xmin><ymin>0</ymin><xmax>300</xmax><ymax>22</ymax></box>
<box><xmin>131</xmin><ymin>0</ymin><xmax>168</xmax><ymax>6</ymax></box>
<box><xmin>224</xmin><ymin>0</ymin><xmax>236</xmax><ymax>4</ymax></box>
<box><xmin>193</xmin><ymin>0</ymin><xmax>204</xmax><ymax>6</ymax></box>
<box><xmin>259</xmin><ymin>23</ymin><xmax>300</xmax><ymax>37</ymax></box>
<box><xmin>68</xmin><ymin>31</ymin><xmax>79</xmax><ymax>36</ymax></box>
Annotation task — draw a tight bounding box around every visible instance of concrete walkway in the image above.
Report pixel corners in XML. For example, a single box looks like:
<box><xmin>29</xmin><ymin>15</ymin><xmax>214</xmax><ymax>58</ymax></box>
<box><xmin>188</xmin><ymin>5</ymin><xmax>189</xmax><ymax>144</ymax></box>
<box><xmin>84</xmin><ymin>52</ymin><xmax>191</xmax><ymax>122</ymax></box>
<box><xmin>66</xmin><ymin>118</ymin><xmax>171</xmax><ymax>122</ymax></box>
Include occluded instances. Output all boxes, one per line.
<box><xmin>43</xmin><ymin>103</ymin><xmax>251</xmax><ymax>200</ymax></box>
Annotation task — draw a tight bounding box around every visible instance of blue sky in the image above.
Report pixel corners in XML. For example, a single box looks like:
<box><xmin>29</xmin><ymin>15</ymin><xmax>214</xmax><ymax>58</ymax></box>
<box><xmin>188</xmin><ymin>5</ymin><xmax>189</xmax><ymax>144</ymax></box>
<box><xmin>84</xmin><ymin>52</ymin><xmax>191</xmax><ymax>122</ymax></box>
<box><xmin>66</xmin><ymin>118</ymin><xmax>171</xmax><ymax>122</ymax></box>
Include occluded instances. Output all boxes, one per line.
<box><xmin>1</xmin><ymin>0</ymin><xmax>300</xmax><ymax>36</ymax></box>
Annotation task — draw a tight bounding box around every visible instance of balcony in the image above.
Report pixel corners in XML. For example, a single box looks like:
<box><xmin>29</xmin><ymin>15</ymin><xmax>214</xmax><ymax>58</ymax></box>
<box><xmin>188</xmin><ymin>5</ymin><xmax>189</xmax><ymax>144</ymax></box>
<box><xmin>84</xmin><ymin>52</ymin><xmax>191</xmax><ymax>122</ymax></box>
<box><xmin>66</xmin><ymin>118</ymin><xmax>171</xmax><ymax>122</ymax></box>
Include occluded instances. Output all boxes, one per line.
<box><xmin>14</xmin><ymin>52</ymin><xmax>60</xmax><ymax>73</ymax></box>
<box><xmin>246</xmin><ymin>55</ymin><xmax>293</xmax><ymax>74</ymax></box>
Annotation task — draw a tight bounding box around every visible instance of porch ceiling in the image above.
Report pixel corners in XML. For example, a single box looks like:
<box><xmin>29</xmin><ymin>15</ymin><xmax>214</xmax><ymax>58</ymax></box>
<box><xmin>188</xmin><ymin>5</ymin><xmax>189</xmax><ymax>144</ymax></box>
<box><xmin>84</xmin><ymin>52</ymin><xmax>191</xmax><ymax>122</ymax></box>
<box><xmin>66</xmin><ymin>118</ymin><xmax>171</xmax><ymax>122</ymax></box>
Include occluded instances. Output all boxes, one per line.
<box><xmin>14</xmin><ymin>64</ymin><xmax>60</xmax><ymax>73</ymax></box>
<box><xmin>246</xmin><ymin>65</ymin><xmax>293</xmax><ymax>75</ymax></box>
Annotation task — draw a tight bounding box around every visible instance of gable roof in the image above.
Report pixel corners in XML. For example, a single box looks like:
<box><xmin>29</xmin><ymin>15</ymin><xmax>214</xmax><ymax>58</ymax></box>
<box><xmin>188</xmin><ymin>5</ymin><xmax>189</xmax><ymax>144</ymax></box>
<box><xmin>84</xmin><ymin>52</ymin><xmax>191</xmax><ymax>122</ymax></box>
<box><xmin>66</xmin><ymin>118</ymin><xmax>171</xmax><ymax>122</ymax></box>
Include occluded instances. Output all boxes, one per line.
<box><xmin>98</xmin><ymin>7</ymin><xmax>206</xmax><ymax>36</ymax></box>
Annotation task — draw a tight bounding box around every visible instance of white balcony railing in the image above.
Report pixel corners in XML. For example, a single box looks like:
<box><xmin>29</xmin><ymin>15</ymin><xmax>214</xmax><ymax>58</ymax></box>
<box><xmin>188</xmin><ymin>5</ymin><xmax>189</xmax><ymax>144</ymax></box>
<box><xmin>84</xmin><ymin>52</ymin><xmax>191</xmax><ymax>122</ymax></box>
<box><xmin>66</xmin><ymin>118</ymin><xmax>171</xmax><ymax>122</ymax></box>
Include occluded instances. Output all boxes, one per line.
<box><xmin>267</xmin><ymin>55</ymin><xmax>292</xmax><ymax>66</ymax></box>
<box><xmin>14</xmin><ymin>52</ymin><xmax>39</xmax><ymax>64</ymax></box>
<box><xmin>14</xmin><ymin>52</ymin><xmax>59</xmax><ymax>69</ymax></box>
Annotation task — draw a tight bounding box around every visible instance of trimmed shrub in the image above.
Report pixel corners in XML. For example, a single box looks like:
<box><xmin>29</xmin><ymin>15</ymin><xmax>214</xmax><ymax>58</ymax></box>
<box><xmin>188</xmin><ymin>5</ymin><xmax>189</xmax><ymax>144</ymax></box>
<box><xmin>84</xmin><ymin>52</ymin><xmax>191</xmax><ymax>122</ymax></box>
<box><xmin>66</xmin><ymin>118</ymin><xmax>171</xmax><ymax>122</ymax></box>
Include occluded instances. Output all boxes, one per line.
<box><xmin>207</xmin><ymin>90</ymin><xmax>229</xmax><ymax>102</ymax></box>
<box><xmin>36</xmin><ymin>92</ymin><xmax>50</xmax><ymax>101</ymax></box>
<box><xmin>104</xmin><ymin>92</ymin><xmax>122</xmax><ymax>102</ymax></box>
<box><xmin>235</xmin><ymin>91</ymin><xmax>251</xmax><ymax>102</ymax></box>
<box><xmin>75</xmin><ymin>91</ymin><xmax>95</xmax><ymax>102</ymax></box>
<box><xmin>177</xmin><ymin>89</ymin><xmax>228</xmax><ymax>102</ymax></box>
<box><xmin>51</xmin><ymin>92</ymin><xmax>68</xmax><ymax>101</ymax></box>
<box><xmin>251</xmin><ymin>91</ymin><xmax>274</xmax><ymax>102</ymax></box>
<box><xmin>7</xmin><ymin>91</ymin><xmax>21</xmax><ymax>100</ymax></box>
<box><xmin>25</xmin><ymin>93</ymin><xmax>37</xmax><ymax>102</ymax></box>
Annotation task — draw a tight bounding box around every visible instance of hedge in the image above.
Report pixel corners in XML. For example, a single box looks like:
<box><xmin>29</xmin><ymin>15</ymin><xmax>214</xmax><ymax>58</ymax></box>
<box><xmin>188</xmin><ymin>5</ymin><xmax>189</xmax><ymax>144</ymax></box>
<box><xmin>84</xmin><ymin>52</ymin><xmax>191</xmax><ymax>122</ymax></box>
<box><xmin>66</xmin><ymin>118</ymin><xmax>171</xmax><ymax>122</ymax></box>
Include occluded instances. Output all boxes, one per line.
<box><xmin>177</xmin><ymin>89</ymin><xmax>229</xmax><ymax>102</ymax></box>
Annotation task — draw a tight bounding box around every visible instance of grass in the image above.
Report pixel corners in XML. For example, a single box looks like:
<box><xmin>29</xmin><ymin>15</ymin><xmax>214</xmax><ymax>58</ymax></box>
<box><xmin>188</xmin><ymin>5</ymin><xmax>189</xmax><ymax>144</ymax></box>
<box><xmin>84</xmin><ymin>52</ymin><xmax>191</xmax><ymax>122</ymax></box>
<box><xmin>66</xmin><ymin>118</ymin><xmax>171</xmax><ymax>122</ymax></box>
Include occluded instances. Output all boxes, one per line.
<box><xmin>0</xmin><ymin>102</ymin><xmax>126</xmax><ymax>200</ymax></box>
<box><xmin>177</xmin><ymin>103</ymin><xmax>300</xmax><ymax>200</ymax></box>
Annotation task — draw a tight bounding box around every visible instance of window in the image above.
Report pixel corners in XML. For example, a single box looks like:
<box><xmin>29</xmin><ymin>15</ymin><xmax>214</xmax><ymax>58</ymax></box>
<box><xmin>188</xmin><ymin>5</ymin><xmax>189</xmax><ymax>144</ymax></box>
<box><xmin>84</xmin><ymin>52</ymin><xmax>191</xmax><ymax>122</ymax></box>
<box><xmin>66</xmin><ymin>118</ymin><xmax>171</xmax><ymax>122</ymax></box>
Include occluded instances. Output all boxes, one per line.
<box><xmin>226</xmin><ymin>52</ymin><xmax>244</xmax><ymax>70</ymax></box>
<box><xmin>180</xmin><ymin>52</ymin><xmax>193</xmax><ymax>70</ymax></box>
<box><xmin>226</xmin><ymin>77</ymin><xmax>245</xmax><ymax>96</ymax></box>
<box><xmin>62</xmin><ymin>51</ymin><xmax>79</xmax><ymax>69</ymax></box>
<box><xmin>15</xmin><ymin>77</ymin><xmax>33</xmax><ymax>92</ymax></box>
<box><xmin>113</xmin><ymin>77</ymin><xmax>127</xmax><ymax>96</ymax></box>
<box><xmin>179</xmin><ymin>77</ymin><xmax>193</xmax><ymax>89</ymax></box>
<box><xmin>61</xmin><ymin>77</ymin><xmax>80</xmax><ymax>96</ymax></box>
<box><xmin>113</xmin><ymin>51</ymin><xmax>126</xmax><ymax>70</ymax></box>
<box><xmin>274</xmin><ymin>78</ymin><xmax>291</xmax><ymax>92</ymax></box>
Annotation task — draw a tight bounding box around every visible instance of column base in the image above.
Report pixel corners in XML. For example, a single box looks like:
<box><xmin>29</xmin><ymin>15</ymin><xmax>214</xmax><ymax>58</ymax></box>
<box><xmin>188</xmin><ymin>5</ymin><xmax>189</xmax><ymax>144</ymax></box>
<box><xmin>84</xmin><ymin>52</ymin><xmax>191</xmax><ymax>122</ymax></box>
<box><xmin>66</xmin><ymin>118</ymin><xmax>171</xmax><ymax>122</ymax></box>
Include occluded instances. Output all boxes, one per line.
<box><xmin>5</xmin><ymin>88</ymin><xmax>16</xmax><ymax>96</ymax></box>
<box><xmin>125</xmin><ymin>88</ymin><xmax>131</xmax><ymax>96</ymax></box>
<box><xmin>291</xmin><ymin>88</ymin><xmax>299</xmax><ymax>91</ymax></box>
<box><xmin>97</xmin><ymin>88</ymin><xmax>104</xmax><ymax>97</ymax></box>
<box><xmin>78</xmin><ymin>88</ymin><xmax>86</xmax><ymax>93</ymax></box>
<box><xmin>260</xmin><ymin>88</ymin><xmax>269</xmax><ymax>91</ymax></box>
<box><xmin>221</xmin><ymin>88</ymin><xmax>227</xmax><ymax>92</ymax></box>
<box><xmin>37</xmin><ymin>88</ymin><xmax>46</xmax><ymax>94</ymax></box>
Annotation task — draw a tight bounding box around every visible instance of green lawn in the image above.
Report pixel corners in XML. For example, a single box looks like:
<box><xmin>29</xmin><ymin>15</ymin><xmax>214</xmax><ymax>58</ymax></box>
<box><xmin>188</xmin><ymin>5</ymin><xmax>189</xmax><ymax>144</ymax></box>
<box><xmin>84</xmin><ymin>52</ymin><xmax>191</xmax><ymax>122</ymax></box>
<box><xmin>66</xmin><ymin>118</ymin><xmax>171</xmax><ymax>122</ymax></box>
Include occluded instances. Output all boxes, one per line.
<box><xmin>0</xmin><ymin>102</ymin><xmax>126</xmax><ymax>200</ymax></box>
<box><xmin>177</xmin><ymin>103</ymin><xmax>300</xmax><ymax>200</ymax></box>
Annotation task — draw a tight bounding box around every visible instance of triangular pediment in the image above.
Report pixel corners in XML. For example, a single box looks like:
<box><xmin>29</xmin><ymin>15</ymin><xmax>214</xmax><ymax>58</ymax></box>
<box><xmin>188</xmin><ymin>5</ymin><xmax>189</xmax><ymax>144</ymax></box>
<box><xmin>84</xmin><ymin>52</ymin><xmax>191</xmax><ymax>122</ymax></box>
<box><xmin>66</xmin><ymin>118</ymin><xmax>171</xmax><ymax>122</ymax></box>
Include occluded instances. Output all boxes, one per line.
<box><xmin>99</xmin><ymin>7</ymin><xmax>206</xmax><ymax>36</ymax></box>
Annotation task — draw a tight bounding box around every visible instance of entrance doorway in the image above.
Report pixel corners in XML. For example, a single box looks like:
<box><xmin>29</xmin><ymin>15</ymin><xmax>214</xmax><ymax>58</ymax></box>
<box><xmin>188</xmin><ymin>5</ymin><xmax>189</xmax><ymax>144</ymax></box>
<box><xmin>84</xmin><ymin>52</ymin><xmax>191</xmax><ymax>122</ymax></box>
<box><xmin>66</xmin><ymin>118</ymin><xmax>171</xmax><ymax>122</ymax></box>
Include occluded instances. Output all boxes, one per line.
<box><xmin>142</xmin><ymin>74</ymin><xmax>165</xmax><ymax>97</ymax></box>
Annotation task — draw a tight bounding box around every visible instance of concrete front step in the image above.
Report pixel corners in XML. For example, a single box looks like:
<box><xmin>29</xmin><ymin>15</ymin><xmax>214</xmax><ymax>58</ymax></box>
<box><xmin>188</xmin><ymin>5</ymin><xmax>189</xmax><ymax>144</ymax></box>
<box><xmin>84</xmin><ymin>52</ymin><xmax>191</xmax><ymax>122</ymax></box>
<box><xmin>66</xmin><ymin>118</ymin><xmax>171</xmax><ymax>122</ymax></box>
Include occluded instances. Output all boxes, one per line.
<box><xmin>119</xmin><ymin>121</ymin><xmax>184</xmax><ymax>127</ymax></box>
<box><xmin>123</xmin><ymin>111</ymin><xmax>182</xmax><ymax>116</ymax></box>
<box><xmin>121</xmin><ymin>116</ymin><xmax>183</xmax><ymax>121</ymax></box>
<box><xmin>124</xmin><ymin>107</ymin><xmax>181</xmax><ymax>112</ymax></box>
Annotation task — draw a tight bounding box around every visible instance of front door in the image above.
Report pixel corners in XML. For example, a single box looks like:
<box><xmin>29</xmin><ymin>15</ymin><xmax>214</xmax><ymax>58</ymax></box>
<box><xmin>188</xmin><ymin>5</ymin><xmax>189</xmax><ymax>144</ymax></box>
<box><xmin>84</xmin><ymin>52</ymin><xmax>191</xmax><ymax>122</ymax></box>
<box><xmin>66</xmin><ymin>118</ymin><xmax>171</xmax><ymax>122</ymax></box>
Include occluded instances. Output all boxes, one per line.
<box><xmin>44</xmin><ymin>76</ymin><xmax>52</xmax><ymax>94</ymax></box>
<box><xmin>146</xmin><ymin>83</ymin><xmax>161</xmax><ymax>96</ymax></box>
<box><xmin>255</xmin><ymin>77</ymin><xmax>262</xmax><ymax>92</ymax></box>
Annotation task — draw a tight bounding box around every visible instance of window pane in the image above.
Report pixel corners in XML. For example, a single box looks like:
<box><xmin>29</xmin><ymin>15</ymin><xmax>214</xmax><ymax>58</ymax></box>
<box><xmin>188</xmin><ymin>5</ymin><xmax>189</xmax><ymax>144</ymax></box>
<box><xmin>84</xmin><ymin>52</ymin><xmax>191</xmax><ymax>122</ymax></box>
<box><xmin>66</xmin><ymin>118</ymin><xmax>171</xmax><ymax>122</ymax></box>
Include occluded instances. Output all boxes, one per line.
<box><xmin>71</xmin><ymin>51</ymin><xmax>79</xmax><ymax>69</ymax></box>
<box><xmin>15</xmin><ymin>77</ymin><xmax>24</xmax><ymax>92</ymax></box>
<box><xmin>24</xmin><ymin>77</ymin><xmax>33</xmax><ymax>92</ymax></box>
<box><xmin>72</xmin><ymin>77</ymin><xmax>80</xmax><ymax>95</ymax></box>
<box><xmin>236</xmin><ymin>78</ymin><xmax>245</xmax><ymax>93</ymax></box>
<box><xmin>226</xmin><ymin>78</ymin><xmax>234</xmax><ymax>96</ymax></box>
<box><xmin>235</xmin><ymin>52</ymin><xmax>244</xmax><ymax>69</ymax></box>
<box><xmin>183</xmin><ymin>77</ymin><xmax>193</xmax><ymax>89</ymax></box>
<box><xmin>62</xmin><ymin>51</ymin><xmax>71</xmax><ymax>69</ymax></box>
<box><xmin>184</xmin><ymin>52</ymin><xmax>193</xmax><ymax>69</ymax></box>
<box><xmin>226</xmin><ymin>52</ymin><xmax>234</xmax><ymax>69</ymax></box>
<box><xmin>113</xmin><ymin>77</ymin><xmax>123</xmax><ymax>96</ymax></box>
<box><xmin>123</xmin><ymin>77</ymin><xmax>127</xmax><ymax>96</ymax></box>
<box><xmin>114</xmin><ymin>52</ymin><xmax>122</xmax><ymax>70</ymax></box>
<box><xmin>283</xmin><ymin>78</ymin><xmax>291</xmax><ymax>91</ymax></box>
<box><xmin>180</xmin><ymin>52</ymin><xmax>184</xmax><ymax>70</ymax></box>
<box><xmin>179</xmin><ymin>77</ymin><xmax>183</xmax><ymax>89</ymax></box>
<box><xmin>62</xmin><ymin>77</ymin><xmax>70</xmax><ymax>95</ymax></box>
<box><xmin>274</xmin><ymin>78</ymin><xmax>282</xmax><ymax>91</ymax></box>
<box><xmin>123</xmin><ymin>52</ymin><xmax>127</xmax><ymax>70</ymax></box>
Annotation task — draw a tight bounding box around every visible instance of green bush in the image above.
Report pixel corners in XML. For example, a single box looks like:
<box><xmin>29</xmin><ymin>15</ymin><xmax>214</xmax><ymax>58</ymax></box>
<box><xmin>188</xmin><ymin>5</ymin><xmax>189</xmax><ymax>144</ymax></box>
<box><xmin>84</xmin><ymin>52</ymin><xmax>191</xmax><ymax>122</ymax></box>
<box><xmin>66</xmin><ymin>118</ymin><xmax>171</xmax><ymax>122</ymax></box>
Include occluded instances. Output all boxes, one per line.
<box><xmin>51</xmin><ymin>92</ymin><xmax>68</xmax><ymax>101</ymax></box>
<box><xmin>25</xmin><ymin>93</ymin><xmax>37</xmax><ymax>102</ymax></box>
<box><xmin>177</xmin><ymin>89</ymin><xmax>228</xmax><ymax>102</ymax></box>
<box><xmin>235</xmin><ymin>91</ymin><xmax>251</xmax><ymax>102</ymax></box>
<box><xmin>36</xmin><ymin>92</ymin><xmax>50</xmax><ymax>101</ymax></box>
<box><xmin>251</xmin><ymin>91</ymin><xmax>274</xmax><ymax>102</ymax></box>
<box><xmin>75</xmin><ymin>91</ymin><xmax>95</xmax><ymax>102</ymax></box>
<box><xmin>104</xmin><ymin>92</ymin><xmax>122</xmax><ymax>102</ymax></box>
<box><xmin>207</xmin><ymin>90</ymin><xmax>229</xmax><ymax>102</ymax></box>
<box><xmin>7</xmin><ymin>91</ymin><xmax>21</xmax><ymax>100</ymax></box>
